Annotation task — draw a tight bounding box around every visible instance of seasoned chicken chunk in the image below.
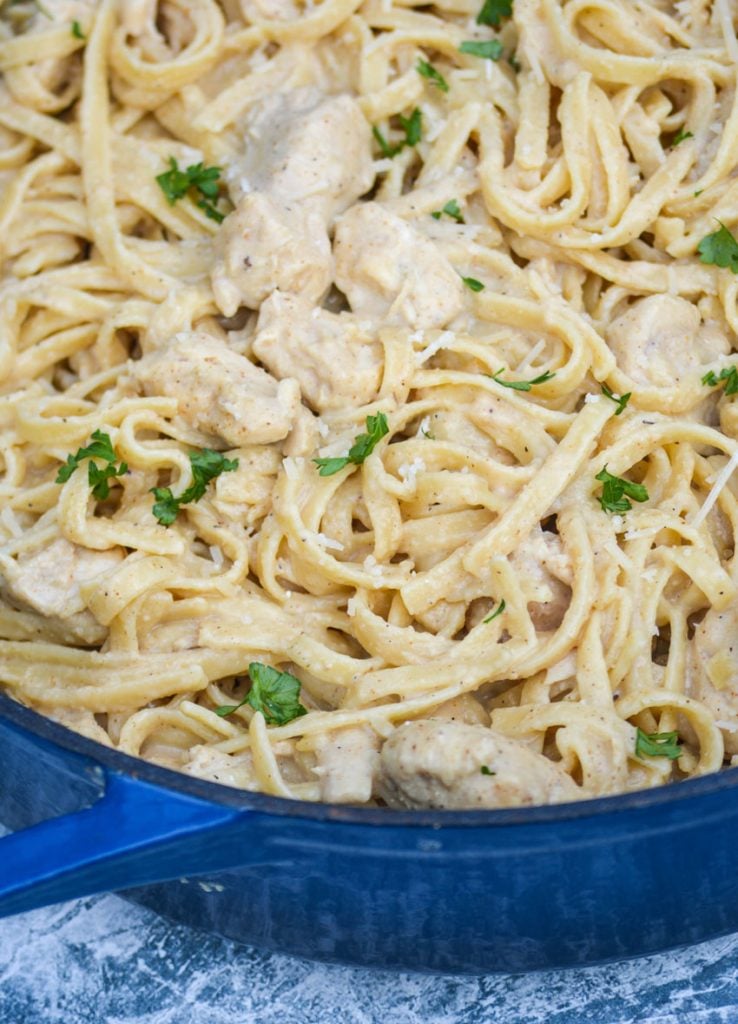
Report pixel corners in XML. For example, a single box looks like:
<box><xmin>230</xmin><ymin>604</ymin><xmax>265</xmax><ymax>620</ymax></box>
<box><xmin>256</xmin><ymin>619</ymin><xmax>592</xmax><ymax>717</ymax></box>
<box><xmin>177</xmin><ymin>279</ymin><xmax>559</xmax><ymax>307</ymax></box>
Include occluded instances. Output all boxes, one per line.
<box><xmin>252</xmin><ymin>291</ymin><xmax>383</xmax><ymax>412</ymax></box>
<box><xmin>376</xmin><ymin>720</ymin><xmax>579</xmax><ymax>809</ymax></box>
<box><xmin>606</xmin><ymin>295</ymin><xmax>730</xmax><ymax>388</ymax></box>
<box><xmin>134</xmin><ymin>332</ymin><xmax>300</xmax><ymax>446</ymax></box>
<box><xmin>212</xmin><ymin>194</ymin><xmax>332</xmax><ymax>315</ymax></box>
<box><xmin>0</xmin><ymin>538</ymin><xmax>123</xmax><ymax>645</ymax></box>
<box><xmin>511</xmin><ymin>525</ymin><xmax>573</xmax><ymax>631</ymax></box>
<box><xmin>232</xmin><ymin>89</ymin><xmax>374</xmax><ymax>223</ymax></box>
<box><xmin>313</xmin><ymin>726</ymin><xmax>380</xmax><ymax>804</ymax></box>
<box><xmin>334</xmin><ymin>204</ymin><xmax>465</xmax><ymax>329</ymax></box>
<box><xmin>688</xmin><ymin>605</ymin><xmax>738</xmax><ymax>755</ymax></box>
<box><xmin>212</xmin><ymin>89</ymin><xmax>374</xmax><ymax>316</ymax></box>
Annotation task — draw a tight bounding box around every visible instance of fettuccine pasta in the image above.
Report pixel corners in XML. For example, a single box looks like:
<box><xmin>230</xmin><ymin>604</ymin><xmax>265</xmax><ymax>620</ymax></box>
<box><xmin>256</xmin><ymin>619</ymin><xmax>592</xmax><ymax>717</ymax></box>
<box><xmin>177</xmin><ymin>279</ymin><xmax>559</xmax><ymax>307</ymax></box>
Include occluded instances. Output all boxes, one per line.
<box><xmin>1</xmin><ymin>0</ymin><xmax>737</xmax><ymax>808</ymax></box>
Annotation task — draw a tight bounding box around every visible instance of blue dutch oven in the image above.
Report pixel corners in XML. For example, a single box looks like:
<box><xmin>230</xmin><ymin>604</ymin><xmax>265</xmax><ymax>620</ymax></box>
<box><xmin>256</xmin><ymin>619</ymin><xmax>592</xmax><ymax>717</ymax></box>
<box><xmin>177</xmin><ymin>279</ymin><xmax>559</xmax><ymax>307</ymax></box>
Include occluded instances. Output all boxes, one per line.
<box><xmin>2</xmin><ymin>690</ymin><xmax>738</xmax><ymax>974</ymax></box>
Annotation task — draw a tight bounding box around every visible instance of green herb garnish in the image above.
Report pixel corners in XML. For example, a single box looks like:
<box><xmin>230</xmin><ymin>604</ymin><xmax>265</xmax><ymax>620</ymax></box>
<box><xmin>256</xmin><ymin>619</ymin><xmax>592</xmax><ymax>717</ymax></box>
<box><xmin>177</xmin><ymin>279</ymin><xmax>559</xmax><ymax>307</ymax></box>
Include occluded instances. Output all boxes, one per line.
<box><xmin>601</xmin><ymin>383</ymin><xmax>631</xmax><ymax>415</ymax></box>
<box><xmin>702</xmin><ymin>365</ymin><xmax>738</xmax><ymax>396</ymax></box>
<box><xmin>480</xmin><ymin>765</ymin><xmax>497</xmax><ymax>775</ymax></box>
<box><xmin>459</xmin><ymin>39</ymin><xmax>504</xmax><ymax>61</ymax></box>
<box><xmin>372</xmin><ymin>108</ymin><xmax>423</xmax><ymax>159</ymax></box>
<box><xmin>595</xmin><ymin>465</ymin><xmax>649</xmax><ymax>514</ymax></box>
<box><xmin>635</xmin><ymin>728</ymin><xmax>682</xmax><ymax>760</ymax></box>
<box><xmin>71</xmin><ymin>19</ymin><xmax>85</xmax><ymax>39</ymax></box>
<box><xmin>482</xmin><ymin>599</ymin><xmax>506</xmax><ymax>624</ymax></box>
<box><xmin>671</xmin><ymin>129</ymin><xmax>693</xmax><ymax>147</ymax></box>
<box><xmin>477</xmin><ymin>0</ymin><xmax>512</xmax><ymax>26</ymax></box>
<box><xmin>431</xmin><ymin>199</ymin><xmax>464</xmax><ymax>223</ymax></box>
<box><xmin>151</xmin><ymin>449</ymin><xmax>238</xmax><ymax>525</ymax></box>
<box><xmin>491</xmin><ymin>369</ymin><xmax>555</xmax><ymax>392</ymax></box>
<box><xmin>697</xmin><ymin>221</ymin><xmax>738</xmax><ymax>273</ymax></box>
<box><xmin>215</xmin><ymin>662</ymin><xmax>307</xmax><ymax>725</ymax></box>
<box><xmin>416</xmin><ymin>59</ymin><xmax>449</xmax><ymax>93</ymax></box>
<box><xmin>156</xmin><ymin>157</ymin><xmax>224</xmax><ymax>223</ymax></box>
<box><xmin>313</xmin><ymin>412</ymin><xmax>389</xmax><ymax>477</ymax></box>
<box><xmin>461</xmin><ymin>276</ymin><xmax>485</xmax><ymax>292</ymax></box>
<box><xmin>399</xmin><ymin>107</ymin><xmax>422</xmax><ymax>146</ymax></box>
<box><xmin>56</xmin><ymin>430</ymin><xmax>128</xmax><ymax>501</ymax></box>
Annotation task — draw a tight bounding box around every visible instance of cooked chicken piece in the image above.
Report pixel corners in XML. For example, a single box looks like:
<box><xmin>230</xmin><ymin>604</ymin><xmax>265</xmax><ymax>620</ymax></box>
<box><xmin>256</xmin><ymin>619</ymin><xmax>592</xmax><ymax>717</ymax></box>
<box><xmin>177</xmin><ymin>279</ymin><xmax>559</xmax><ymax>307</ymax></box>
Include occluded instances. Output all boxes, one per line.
<box><xmin>233</xmin><ymin>90</ymin><xmax>374</xmax><ymax>223</ymax></box>
<box><xmin>511</xmin><ymin>526</ymin><xmax>573</xmax><ymax>631</ymax></box>
<box><xmin>211</xmin><ymin>194</ymin><xmax>332</xmax><ymax>315</ymax></box>
<box><xmin>252</xmin><ymin>291</ymin><xmax>383</xmax><ymax>412</ymax></box>
<box><xmin>688</xmin><ymin>605</ymin><xmax>738</xmax><ymax>755</ymax></box>
<box><xmin>134</xmin><ymin>331</ymin><xmax>300</xmax><ymax>446</ymax></box>
<box><xmin>0</xmin><ymin>538</ymin><xmax>123</xmax><ymax>645</ymax></box>
<box><xmin>376</xmin><ymin>720</ymin><xmax>579</xmax><ymax>809</ymax></box>
<box><xmin>313</xmin><ymin>726</ymin><xmax>380</xmax><ymax>803</ymax></box>
<box><xmin>334</xmin><ymin>203</ymin><xmax>465</xmax><ymax>329</ymax></box>
<box><xmin>605</xmin><ymin>295</ymin><xmax>730</xmax><ymax>388</ymax></box>
<box><xmin>212</xmin><ymin>89</ymin><xmax>373</xmax><ymax>316</ymax></box>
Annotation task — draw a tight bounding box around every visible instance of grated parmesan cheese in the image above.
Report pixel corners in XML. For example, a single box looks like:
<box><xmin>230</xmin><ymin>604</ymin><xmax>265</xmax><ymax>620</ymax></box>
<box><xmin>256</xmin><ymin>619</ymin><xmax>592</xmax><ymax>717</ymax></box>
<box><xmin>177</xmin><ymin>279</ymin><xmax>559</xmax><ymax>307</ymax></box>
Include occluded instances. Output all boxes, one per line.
<box><xmin>398</xmin><ymin>458</ymin><xmax>426</xmax><ymax>487</ymax></box>
<box><xmin>691</xmin><ymin>449</ymin><xmax>738</xmax><ymax>529</ymax></box>
<box><xmin>517</xmin><ymin>338</ymin><xmax>546</xmax><ymax>372</ymax></box>
<box><xmin>416</xmin><ymin>330</ymin><xmax>454</xmax><ymax>365</ymax></box>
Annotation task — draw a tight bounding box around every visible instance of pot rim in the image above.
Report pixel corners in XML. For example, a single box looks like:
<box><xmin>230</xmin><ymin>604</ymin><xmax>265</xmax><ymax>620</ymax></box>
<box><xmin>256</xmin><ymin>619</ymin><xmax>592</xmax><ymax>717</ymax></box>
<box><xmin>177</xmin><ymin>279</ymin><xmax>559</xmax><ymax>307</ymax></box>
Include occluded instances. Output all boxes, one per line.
<box><xmin>5</xmin><ymin>691</ymin><xmax>738</xmax><ymax>828</ymax></box>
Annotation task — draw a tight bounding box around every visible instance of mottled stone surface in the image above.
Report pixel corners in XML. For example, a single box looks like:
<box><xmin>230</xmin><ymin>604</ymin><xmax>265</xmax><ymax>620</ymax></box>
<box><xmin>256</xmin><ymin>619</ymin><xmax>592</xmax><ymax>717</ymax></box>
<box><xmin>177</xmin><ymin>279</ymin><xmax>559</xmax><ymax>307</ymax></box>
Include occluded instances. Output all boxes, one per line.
<box><xmin>2</xmin><ymin>893</ymin><xmax>738</xmax><ymax>1024</ymax></box>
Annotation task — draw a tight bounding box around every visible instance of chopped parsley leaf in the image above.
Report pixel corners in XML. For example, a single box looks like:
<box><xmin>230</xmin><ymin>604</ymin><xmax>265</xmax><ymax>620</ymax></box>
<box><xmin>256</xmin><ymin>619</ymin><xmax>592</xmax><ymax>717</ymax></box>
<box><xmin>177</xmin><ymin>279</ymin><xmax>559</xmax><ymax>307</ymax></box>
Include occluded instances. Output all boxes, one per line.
<box><xmin>482</xmin><ymin>599</ymin><xmax>506</xmax><ymax>624</ymax></box>
<box><xmin>702</xmin><ymin>365</ymin><xmax>738</xmax><ymax>396</ymax></box>
<box><xmin>492</xmin><ymin>369</ymin><xmax>555</xmax><ymax>391</ymax></box>
<box><xmin>399</xmin><ymin>107</ymin><xmax>422</xmax><ymax>147</ymax></box>
<box><xmin>635</xmin><ymin>728</ymin><xmax>682</xmax><ymax>760</ymax></box>
<box><xmin>313</xmin><ymin>413</ymin><xmax>390</xmax><ymax>477</ymax></box>
<box><xmin>671</xmin><ymin>128</ymin><xmax>693</xmax><ymax>147</ymax></box>
<box><xmin>215</xmin><ymin>662</ymin><xmax>307</xmax><ymax>725</ymax></box>
<box><xmin>151</xmin><ymin>449</ymin><xmax>238</xmax><ymax>526</ymax></box>
<box><xmin>477</xmin><ymin>0</ymin><xmax>513</xmax><ymax>26</ymax></box>
<box><xmin>480</xmin><ymin>765</ymin><xmax>497</xmax><ymax>775</ymax></box>
<box><xmin>372</xmin><ymin>108</ymin><xmax>423</xmax><ymax>159</ymax></box>
<box><xmin>71</xmin><ymin>19</ymin><xmax>85</xmax><ymax>39</ymax></box>
<box><xmin>431</xmin><ymin>199</ymin><xmax>464</xmax><ymax>223</ymax></box>
<box><xmin>595</xmin><ymin>465</ymin><xmax>649</xmax><ymax>514</ymax></box>
<box><xmin>461</xmin><ymin>276</ymin><xmax>485</xmax><ymax>292</ymax></box>
<box><xmin>372</xmin><ymin>126</ymin><xmax>401</xmax><ymax>159</ymax></box>
<box><xmin>416</xmin><ymin>59</ymin><xmax>449</xmax><ymax>93</ymax></box>
<box><xmin>601</xmin><ymin>383</ymin><xmax>631</xmax><ymax>415</ymax></box>
<box><xmin>56</xmin><ymin>430</ymin><xmax>128</xmax><ymax>501</ymax></box>
<box><xmin>156</xmin><ymin>157</ymin><xmax>224</xmax><ymax>224</ymax></box>
<box><xmin>697</xmin><ymin>221</ymin><xmax>738</xmax><ymax>273</ymax></box>
<box><xmin>459</xmin><ymin>39</ymin><xmax>504</xmax><ymax>61</ymax></box>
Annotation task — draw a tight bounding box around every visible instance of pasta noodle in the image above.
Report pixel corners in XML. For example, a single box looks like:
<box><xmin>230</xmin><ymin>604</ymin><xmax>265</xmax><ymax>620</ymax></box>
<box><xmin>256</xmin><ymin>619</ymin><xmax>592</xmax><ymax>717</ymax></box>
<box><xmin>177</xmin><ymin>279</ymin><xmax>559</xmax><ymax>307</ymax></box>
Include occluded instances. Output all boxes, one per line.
<box><xmin>1</xmin><ymin>0</ymin><xmax>738</xmax><ymax>808</ymax></box>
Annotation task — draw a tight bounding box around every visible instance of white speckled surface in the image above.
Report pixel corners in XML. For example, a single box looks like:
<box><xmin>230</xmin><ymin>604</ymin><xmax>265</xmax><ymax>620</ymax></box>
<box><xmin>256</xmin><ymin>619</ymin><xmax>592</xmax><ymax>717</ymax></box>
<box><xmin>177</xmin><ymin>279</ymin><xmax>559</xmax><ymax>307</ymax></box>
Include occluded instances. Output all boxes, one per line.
<box><xmin>2</xmin><ymin>892</ymin><xmax>738</xmax><ymax>1023</ymax></box>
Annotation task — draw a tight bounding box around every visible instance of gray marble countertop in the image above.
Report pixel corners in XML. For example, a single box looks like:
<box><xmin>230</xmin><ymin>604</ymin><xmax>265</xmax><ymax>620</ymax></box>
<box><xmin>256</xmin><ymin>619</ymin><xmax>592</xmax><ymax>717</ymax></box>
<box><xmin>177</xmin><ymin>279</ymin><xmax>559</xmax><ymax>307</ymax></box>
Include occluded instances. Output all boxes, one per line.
<box><xmin>3</xmin><ymin>893</ymin><xmax>738</xmax><ymax>1024</ymax></box>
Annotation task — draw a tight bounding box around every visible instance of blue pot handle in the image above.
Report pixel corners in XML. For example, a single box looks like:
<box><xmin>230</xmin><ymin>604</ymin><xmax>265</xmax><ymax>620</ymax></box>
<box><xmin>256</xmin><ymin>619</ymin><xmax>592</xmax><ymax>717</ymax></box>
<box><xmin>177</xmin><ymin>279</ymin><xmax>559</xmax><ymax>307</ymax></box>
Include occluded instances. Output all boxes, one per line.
<box><xmin>0</xmin><ymin>715</ymin><xmax>259</xmax><ymax>919</ymax></box>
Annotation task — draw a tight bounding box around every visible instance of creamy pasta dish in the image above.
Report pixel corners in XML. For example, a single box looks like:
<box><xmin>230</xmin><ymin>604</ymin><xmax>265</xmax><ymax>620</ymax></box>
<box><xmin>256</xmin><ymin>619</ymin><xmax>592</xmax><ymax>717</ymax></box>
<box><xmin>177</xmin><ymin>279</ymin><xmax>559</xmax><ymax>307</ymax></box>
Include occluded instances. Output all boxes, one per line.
<box><xmin>3</xmin><ymin>0</ymin><xmax>738</xmax><ymax>809</ymax></box>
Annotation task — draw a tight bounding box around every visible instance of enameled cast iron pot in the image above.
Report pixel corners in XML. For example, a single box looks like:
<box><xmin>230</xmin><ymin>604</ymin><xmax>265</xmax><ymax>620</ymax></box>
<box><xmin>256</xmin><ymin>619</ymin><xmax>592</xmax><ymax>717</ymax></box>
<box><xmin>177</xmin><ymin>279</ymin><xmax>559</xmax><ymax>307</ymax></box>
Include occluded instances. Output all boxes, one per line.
<box><xmin>2</xmin><ymin>689</ymin><xmax>738</xmax><ymax>974</ymax></box>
